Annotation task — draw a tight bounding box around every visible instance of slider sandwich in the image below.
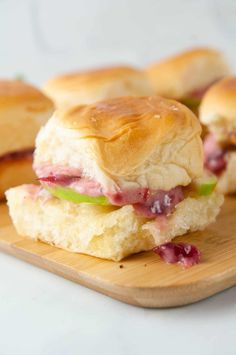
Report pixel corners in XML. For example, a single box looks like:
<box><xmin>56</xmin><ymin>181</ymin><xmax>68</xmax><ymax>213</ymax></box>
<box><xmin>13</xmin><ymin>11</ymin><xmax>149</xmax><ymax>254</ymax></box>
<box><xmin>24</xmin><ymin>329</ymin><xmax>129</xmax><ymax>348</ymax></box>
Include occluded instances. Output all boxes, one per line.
<box><xmin>200</xmin><ymin>77</ymin><xmax>236</xmax><ymax>194</ymax></box>
<box><xmin>43</xmin><ymin>66</ymin><xmax>154</xmax><ymax>109</ymax></box>
<box><xmin>146</xmin><ymin>47</ymin><xmax>229</xmax><ymax>112</ymax></box>
<box><xmin>6</xmin><ymin>96</ymin><xmax>223</xmax><ymax>261</ymax></box>
<box><xmin>0</xmin><ymin>80</ymin><xmax>54</xmax><ymax>200</ymax></box>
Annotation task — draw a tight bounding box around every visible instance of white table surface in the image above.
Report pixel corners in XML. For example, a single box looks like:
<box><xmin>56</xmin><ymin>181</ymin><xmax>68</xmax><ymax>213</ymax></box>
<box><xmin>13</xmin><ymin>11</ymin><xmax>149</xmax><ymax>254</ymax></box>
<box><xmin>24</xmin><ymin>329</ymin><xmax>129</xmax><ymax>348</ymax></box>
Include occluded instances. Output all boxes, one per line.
<box><xmin>0</xmin><ymin>251</ymin><xmax>235</xmax><ymax>355</ymax></box>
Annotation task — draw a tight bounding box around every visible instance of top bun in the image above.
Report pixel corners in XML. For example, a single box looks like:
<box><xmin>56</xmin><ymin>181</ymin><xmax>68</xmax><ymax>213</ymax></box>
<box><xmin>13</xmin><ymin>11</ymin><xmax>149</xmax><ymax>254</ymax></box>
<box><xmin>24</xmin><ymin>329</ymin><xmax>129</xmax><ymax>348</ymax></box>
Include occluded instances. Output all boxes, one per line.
<box><xmin>0</xmin><ymin>80</ymin><xmax>54</xmax><ymax>156</ymax></box>
<box><xmin>34</xmin><ymin>96</ymin><xmax>203</xmax><ymax>192</ymax></box>
<box><xmin>43</xmin><ymin>66</ymin><xmax>154</xmax><ymax>109</ymax></box>
<box><xmin>200</xmin><ymin>77</ymin><xmax>236</xmax><ymax>129</ymax></box>
<box><xmin>146</xmin><ymin>47</ymin><xmax>229</xmax><ymax>99</ymax></box>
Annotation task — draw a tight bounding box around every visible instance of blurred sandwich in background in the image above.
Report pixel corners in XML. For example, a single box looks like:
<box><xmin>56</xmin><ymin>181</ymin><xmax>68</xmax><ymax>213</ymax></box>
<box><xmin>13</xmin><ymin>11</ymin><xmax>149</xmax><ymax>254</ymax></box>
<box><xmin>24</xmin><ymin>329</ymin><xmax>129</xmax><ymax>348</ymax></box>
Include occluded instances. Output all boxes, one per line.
<box><xmin>200</xmin><ymin>77</ymin><xmax>236</xmax><ymax>194</ymax></box>
<box><xmin>146</xmin><ymin>47</ymin><xmax>229</xmax><ymax>114</ymax></box>
<box><xmin>43</xmin><ymin>65</ymin><xmax>154</xmax><ymax>109</ymax></box>
<box><xmin>0</xmin><ymin>80</ymin><xmax>54</xmax><ymax>200</ymax></box>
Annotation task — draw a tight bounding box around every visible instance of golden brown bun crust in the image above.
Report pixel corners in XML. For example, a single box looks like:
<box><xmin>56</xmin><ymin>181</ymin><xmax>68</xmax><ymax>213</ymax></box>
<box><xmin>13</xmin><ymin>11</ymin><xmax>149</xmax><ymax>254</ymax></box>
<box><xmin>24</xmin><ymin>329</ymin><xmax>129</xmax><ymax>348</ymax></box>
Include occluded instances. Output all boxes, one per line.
<box><xmin>44</xmin><ymin>66</ymin><xmax>143</xmax><ymax>89</ymax></box>
<box><xmin>0</xmin><ymin>156</ymin><xmax>37</xmax><ymax>200</ymax></box>
<box><xmin>146</xmin><ymin>47</ymin><xmax>229</xmax><ymax>99</ymax></box>
<box><xmin>0</xmin><ymin>80</ymin><xmax>53</xmax><ymax>111</ymax></box>
<box><xmin>43</xmin><ymin>66</ymin><xmax>154</xmax><ymax>109</ymax></box>
<box><xmin>0</xmin><ymin>80</ymin><xmax>54</xmax><ymax>156</ymax></box>
<box><xmin>200</xmin><ymin>77</ymin><xmax>236</xmax><ymax>133</ymax></box>
<box><xmin>56</xmin><ymin>96</ymin><xmax>202</xmax><ymax>179</ymax></box>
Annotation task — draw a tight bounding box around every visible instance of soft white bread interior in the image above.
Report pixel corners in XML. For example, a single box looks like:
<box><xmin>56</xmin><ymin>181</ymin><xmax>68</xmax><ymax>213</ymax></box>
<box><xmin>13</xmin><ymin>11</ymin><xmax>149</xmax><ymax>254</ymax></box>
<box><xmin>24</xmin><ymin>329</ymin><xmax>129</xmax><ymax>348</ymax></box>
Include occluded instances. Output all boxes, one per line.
<box><xmin>43</xmin><ymin>66</ymin><xmax>154</xmax><ymax>109</ymax></box>
<box><xmin>0</xmin><ymin>80</ymin><xmax>54</xmax><ymax>156</ymax></box>
<box><xmin>146</xmin><ymin>47</ymin><xmax>229</xmax><ymax>99</ymax></box>
<box><xmin>6</xmin><ymin>185</ymin><xmax>223</xmax><ymax>261</ymax></box>
<box><xmin>200</xmin><ymin>77</ymin><xmax>236</xmax><ymax>141</ymax></box>
<box><xmin>0</xmin><ymin>157</ymin><xmax>37</xmax><ymax>200</ymax></box>
<box><xmin>34</xmin><ymin>96</ymin><xmax>203</xmax><ymax>192</ymax></box>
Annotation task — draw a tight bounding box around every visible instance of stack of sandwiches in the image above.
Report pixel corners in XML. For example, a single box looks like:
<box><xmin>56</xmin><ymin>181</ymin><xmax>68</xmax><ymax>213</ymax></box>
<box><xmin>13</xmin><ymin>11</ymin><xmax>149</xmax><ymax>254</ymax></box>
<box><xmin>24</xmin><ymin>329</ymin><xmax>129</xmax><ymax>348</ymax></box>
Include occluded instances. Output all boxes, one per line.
<box><xmin>2</xmin><ymin>47</ymin><xmax>233</xmax><ymax>262</ymax></box>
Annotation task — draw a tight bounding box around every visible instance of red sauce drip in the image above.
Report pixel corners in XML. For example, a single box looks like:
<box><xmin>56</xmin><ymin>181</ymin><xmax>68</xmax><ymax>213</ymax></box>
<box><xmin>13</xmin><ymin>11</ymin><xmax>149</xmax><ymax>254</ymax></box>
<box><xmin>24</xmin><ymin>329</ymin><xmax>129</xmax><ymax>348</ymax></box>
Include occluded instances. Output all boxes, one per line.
<box><xmin>153</xmin><ymin>242</ymin><xmax>201</xmax><ymax>268</ymax></box>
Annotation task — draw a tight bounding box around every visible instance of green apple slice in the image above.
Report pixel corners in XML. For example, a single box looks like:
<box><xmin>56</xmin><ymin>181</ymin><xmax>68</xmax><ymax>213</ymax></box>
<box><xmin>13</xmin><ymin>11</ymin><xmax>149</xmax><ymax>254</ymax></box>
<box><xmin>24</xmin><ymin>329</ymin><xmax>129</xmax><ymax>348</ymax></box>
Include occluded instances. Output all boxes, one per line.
<box><xmin>194</xmin><ymin>176</ymin><xmax>217</xmax><ymax>196</ymax></box>
<box><xmin>45</xmin><ymin>185</ymin><xmax>110</xmax><ymax>205</ymax></box>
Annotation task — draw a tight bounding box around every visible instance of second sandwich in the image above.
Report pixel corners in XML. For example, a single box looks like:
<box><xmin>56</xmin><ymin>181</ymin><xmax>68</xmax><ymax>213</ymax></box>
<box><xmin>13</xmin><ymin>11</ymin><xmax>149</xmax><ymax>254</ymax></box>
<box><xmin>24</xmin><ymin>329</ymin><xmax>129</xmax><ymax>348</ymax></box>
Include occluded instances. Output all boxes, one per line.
<box><xmin>6</xmin><ymin>96</ymin><xmax>223</xmax><ymax>261</ymax></box>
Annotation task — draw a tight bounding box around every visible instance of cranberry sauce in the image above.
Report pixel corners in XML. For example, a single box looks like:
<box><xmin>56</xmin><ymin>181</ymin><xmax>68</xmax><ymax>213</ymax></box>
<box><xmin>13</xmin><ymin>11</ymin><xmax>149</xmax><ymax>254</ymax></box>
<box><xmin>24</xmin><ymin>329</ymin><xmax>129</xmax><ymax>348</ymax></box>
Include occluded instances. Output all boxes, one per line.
<box><xmin>39</xmin><ymin>175</ymin><xmax>81</xmax><ymax>185</ymax></box>
<box><xmin>204</xmin><ymin>134</ymin><xmax>226</xmax><ymax>175</ymax></box>
<box><xmin>38</xmin><ymin>174</ymin><xmax>103</xmax><ymax>197</ymax></box>
<box><xmin>39</xmin><ymin>174</ymin><xmax>184</xmax><ymax>218</ymax></box>
<box><xmin>0</xmin><ymin>148</ymin><xmax>34</xmax><ymax>162</ymax></box>
<box><xmin>133</xmin><ymin>187</ymin><xmax>184</xmax><ymax>218</ymax></box>
<box><xmin>153</xmin><ymin>242</ymin><xmax>201</xmax><ymax>268</ymax></box>
<box><xmin>107</xmin><ymin>188</ymin><xmax>149</xmax><ymax>206</ymax></box>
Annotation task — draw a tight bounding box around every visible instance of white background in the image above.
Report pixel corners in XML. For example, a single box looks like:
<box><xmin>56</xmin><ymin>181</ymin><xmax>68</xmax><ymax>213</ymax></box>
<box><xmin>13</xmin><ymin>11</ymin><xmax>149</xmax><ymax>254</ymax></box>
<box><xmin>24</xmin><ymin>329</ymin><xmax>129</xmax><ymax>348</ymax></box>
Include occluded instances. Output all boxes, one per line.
<box><xmin>1</xmin><ymin>1</ymin><xmax>236</xmax><ymax>354</ymax></box>
<box><xmin>1</xmin><ymin>0</ymin><xmax>236</xmax><ymax>84</ymax></box>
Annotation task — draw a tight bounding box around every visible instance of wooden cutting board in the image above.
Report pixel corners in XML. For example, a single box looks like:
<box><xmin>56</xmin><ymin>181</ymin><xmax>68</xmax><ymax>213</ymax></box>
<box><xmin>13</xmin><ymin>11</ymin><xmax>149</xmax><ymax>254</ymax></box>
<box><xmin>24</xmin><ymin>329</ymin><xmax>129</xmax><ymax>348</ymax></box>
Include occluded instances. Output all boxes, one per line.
<box><xmin>0</xmin><ymin>198</ymin><xmax>236</xmax><ymax>308</ymax></box>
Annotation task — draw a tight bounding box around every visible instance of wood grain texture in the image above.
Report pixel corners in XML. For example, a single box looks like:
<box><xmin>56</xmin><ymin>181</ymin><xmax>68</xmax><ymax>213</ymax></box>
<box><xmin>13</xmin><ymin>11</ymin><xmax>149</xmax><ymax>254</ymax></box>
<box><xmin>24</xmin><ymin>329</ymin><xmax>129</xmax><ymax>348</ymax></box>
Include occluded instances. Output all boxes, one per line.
<box><xmin>0</xmin><ymin>198</ymin><xmax>236</xmax><ymax>308</ymax></box>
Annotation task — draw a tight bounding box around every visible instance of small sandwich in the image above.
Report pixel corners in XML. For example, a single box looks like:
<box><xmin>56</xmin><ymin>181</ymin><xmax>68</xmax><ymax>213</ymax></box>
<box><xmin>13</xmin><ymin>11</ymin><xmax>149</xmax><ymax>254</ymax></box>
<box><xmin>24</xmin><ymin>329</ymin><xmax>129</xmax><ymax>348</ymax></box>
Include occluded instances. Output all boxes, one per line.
<box><xmin>200</xmin><ymin>77</ymin><xmax>236</xmax><ymax>194</ymax></box>
<box><xmin>0</xmin><ymin>80</ymin><xmax>54</xmax><ymax>200</ymax></box>
<box><xmin>43</xmin><ymin>66</ymin><xmax>154</xmax><ymax>109</ymax></box>
<box><xmin>146</xmin><ymin>47</ymin><xmax>229</xmax><ymax>112</ymax></box>
<box><xmin>6</xmin><ymin>96</ymin><xmax>223</xmax><ymax>261</ymax></box>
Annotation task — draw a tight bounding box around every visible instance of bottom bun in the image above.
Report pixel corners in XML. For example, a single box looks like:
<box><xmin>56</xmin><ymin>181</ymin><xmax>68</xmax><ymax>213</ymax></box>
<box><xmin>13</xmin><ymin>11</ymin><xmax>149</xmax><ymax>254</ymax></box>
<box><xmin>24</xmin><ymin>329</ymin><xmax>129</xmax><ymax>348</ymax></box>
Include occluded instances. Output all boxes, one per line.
<box><xmin>0</xmin><ymin>157</ymin><xmax>37</xmax><ymax>200</ymax></box>
<box><xmin>6</xmin><ymin>185</ymin><xmax>223</xmax><ymax>261</ymax></box>
<box><xmin>217</xmin><ymin>152</ymin><xmax>236</xmax><ymax>194</ymax></box>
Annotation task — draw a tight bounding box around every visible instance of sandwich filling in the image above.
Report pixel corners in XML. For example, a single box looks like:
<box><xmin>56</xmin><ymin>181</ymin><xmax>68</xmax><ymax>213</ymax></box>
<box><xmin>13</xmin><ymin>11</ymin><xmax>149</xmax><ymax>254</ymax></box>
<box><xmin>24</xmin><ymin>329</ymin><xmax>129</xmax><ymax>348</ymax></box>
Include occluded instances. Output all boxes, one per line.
<box><xmin>36</xmin><ymin>166</ymin><xmax>217</xmax><ymax>219</ymax></box>
<box><xmin>0</xmin><ymin>148</ymin><xmax>33</xmax><ymax>163</ymax></box>
<box><xmin>39</xmin><ymin>174</ymin><xmax>184</xmax><ymax>218</ymax></box>
<box><xmin>203</xmin><ymin>133</ymin><xmax>235</xmax><ymax>175</ymax></box>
